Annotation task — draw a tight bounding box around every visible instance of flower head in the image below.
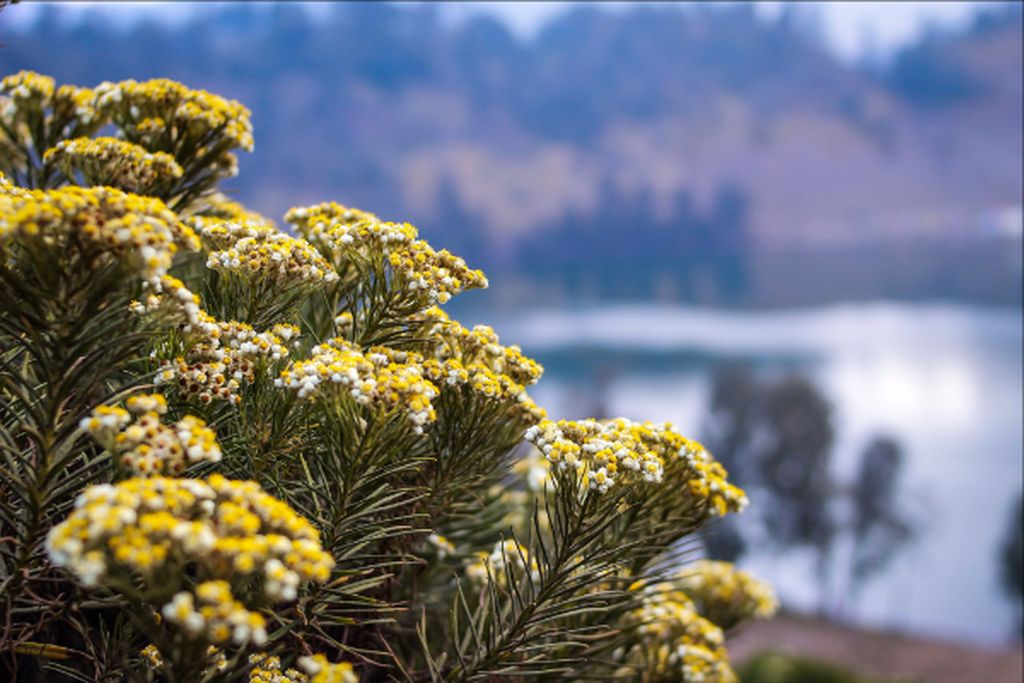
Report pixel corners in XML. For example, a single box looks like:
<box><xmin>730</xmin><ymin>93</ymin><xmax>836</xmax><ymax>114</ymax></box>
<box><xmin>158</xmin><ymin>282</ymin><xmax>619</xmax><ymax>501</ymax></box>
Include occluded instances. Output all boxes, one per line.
<box><xmin>277</xmin><ymin>338</ymin><xmax>438</xmax><ymax>432</ymax></box>
<box><xmin>47</xmin><ymin>476</ymin><xmax>334</xmax><ymax>645</ymax></box>
<box><xmin>95</xmin><ymin>78</ymin><xmax>253</xmax><ymax>152</ymax></box>
<box><xmin>43</xmin><ymin>137</ymin><xmax>183</xmax><ymax>194</ymax></box>
<box><xmin>676</xmin><ymin>560</ymin><xmax>777</xmax><ymax>629</ymax></box>
<box><xmin>523</xmin><ymin>418</ymin><xmax>746</xmax><ymax>514</ymax></box>
<box><xmin>0</xmin><ymin>185</ymin><xmax>198</xmax><ymax>284</ymax></box>
<box><xmin>80</xmin><ymin>395</ymin><xmax>221</xmax><ymax>476</ymax></box>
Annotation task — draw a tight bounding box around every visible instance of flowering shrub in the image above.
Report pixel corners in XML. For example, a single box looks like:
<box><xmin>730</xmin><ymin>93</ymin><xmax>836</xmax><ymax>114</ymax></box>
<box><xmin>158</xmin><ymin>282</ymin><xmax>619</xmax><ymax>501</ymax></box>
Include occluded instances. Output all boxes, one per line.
<box><xmin>0</xmin><ymin>71</ymin><xmax>776</xmax><ymax>682</ymax></box>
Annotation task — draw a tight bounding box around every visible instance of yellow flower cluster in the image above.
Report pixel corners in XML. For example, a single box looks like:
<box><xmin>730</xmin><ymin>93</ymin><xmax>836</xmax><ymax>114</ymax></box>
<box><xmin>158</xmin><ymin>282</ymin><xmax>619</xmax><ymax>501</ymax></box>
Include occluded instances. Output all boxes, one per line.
<box><xmin>410</xmin><ymin>308</ymin><xmax>546</xmax><ymax>423</ymax></box>
<box><xmin>524</xmin><ymin>419</ymin><xmax>746</xmax><ymax>513</ymax></box>
<box><xmin>284</xmin><ymin>201</ymin><xmax>381</xmax><ymax>239</ymax></box>
<box><xmin>0</xmin><ymin>171</ymin><xmax>30</xmax><ymax>197</ymax></box>
<box><xmin>95</xmin><ymin>78</ymin><xmax>254</xmax><ymax>152</ymax></box>
<box><xmin>163</xmin><ymin>580</ymin><xmax>268</xmax><ymax>646</ymax></box>
<box><xmin>626</xmin><ymin>581</ymin><xmax>736</xmax><ymax>683</ymax></box>
<box><xmin>524</xmin><ymin>418</ymin><xmax>667</xmax><ymax>493</ymax></box>
<box><xmin>423</xmin><ymin>308</ymin><xmax>544</xmax><ymax>387</ymax></box>
<box><xmin>196</xmin><ymin>218</ymin><xmax>278</xmax><ymax>250</ymax></box>
<box><xmin>287</xmin><ymin>203</ymin><xmax>487</xmax><ymax>306</ymax></box>
<box><xmin>0</xmin><ymin>185</ymin><xmax>199</xmax><ymax>283</ymax></box>
<box><xmin>131</xmin><ymin>274</ymin><xmax>218</xmax><ymax>338</ymax></box>
<box><xmin>677</xmin><ymin>438</ymin><xmax>749</xmax><ymax>517</ymax></box>
<box><xmin>465</xmin><ymin>540</ymin><xmax>539</xmax><ymax>586</ymax></box>
<box><xmin>1</xmin><ymin>71</ymin><xmax>101</xmax><ymax>128</ymax></box>
<box><xmin>420</xmin><ymin>356</ymin><xmax>545</xmax><ymax>424</ymax></box>
<box><xmin>140</xmin><ymin>643</ymin><xmax>227</xmax><ymax>674</ymax></box>
<box><xmin>80</xmin><ymin>394</ymin><xmax>222</xmax><ymax>475</ymax></box>
<box><xmin>185</xmin><ymin>193</ymin><xmax>276</xmax><ymax>233</ymax></box>
<box><xmin>246</xmin><ymin>653</ymin><xmax>305</xmax><ymax>683</ymax></box>
<box><xmin>46</xmin><ymin>475</ymin><xmax>334</xmax><ymax>640</ymax></box>
<box><xmin>277</xmin><ymin>339</ymin><xmax>438</xmax><ymax>432</ymax></box>
<box><xmin>676</xmin><ymin>560</ymin><xmax>778</xmax><ymax>628</ymax></box>
<box><xmin>206</xmin><ymin>222</ymin><xmax>338</xmax><ymax>289</ymax></box>
<box><xmin>387</xmin><ymin>239</ymin><xmax>489</xmax><ymax>305</ymax></box>
<box><xmin>244</xmin><ymin>654</ymin><xmax>360</xmax><ymax>683</ymax></box>
<box><xmin>1</xmin><ymin>70</ymin><xmax>54</xmax><ymax>107</ymax></box>
<box><xmin>296</xmin><ymin>654</ymin><xmax>359</xmax><ymax>683</ymax></box>
<box><xmin>43</xmin><ymin>136</ymin><xmax>183</xmax><ymax>194</ymax></box>
<box><xmin>155</xmin><ymin>319</ymin><xmax>299</xmax><ymax>404</ymax></box>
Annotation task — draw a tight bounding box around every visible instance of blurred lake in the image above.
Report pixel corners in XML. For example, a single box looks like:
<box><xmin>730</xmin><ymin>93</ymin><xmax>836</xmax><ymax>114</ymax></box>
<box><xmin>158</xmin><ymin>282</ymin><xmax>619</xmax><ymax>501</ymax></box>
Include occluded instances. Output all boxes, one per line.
<box><xmin>464</xmin><ymin>301</ymin><xmax>1022</xmax><ymax>645</ymax></box>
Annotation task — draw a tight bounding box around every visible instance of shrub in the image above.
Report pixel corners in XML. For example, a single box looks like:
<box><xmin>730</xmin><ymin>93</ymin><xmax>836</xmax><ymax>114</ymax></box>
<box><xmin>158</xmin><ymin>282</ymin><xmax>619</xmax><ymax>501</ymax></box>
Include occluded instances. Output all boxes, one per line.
<box><xmin>0</xmin><ymin>70</ymin><xmax>775</xmax><ymax>682</ymax></box>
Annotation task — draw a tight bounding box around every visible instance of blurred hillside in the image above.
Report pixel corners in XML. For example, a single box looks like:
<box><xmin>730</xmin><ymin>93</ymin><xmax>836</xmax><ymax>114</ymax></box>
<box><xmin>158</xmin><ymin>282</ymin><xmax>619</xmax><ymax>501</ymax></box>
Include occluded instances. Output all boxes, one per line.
<box><xmin>1</xmin><ymin>2</ymin><xmax>1020</xmax><ymax>305</ymax></box>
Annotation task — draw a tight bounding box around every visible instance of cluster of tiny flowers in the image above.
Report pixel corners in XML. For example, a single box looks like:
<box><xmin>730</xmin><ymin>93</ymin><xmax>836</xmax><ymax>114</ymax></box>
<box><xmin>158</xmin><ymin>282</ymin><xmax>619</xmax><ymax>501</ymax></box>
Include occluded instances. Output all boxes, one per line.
<box><xmin>423</xmin><ymin>308</ymin><xmax>544</xmax><ymax>388</ymax></box>
<box><xmin>524</xmin><ymin>418</ymin><xmax>747</xmax><ymax>512</ymax></box>
<box><xmin>285</xmin><ymin>201</ymin><xmax>383</xmax><ymax>246</ymax></box>
<box><xmin>185</xmin><ymin>193</ymin><xmax>277</xmax><ymax>234</ymax></box>
<box><xmin>524</xmin><ymin>419</ymin><xmax>668</xmax><ymax>494</ymax></box>
<box><xmin>413</xmin><ymin>308</ymin><xmax>546</xmax><ymax>423</ymax></box>
<box><xmin>43</xmin><ymin>136</ymin><xmax>183</xmax><ymax>194</ymax></box>
<box><xmin>1</xmin><ymin>70</ymin><xmax>55</xmax><ymax>110</ymax></box>
<box><xmin>46</xmin><ymin>475</ymin><xmax>334</xmax><ymax>641</ymax></box>
<box><xmin>419</xmin><ymin>355</ymin><xmax>545</xmax><ymax>424</ymax></box>
<box><xmin>297</xmin><ymin>654</ymin><xmax>359</xmax><ymax>683</ymax></box>
<box><xmin>1</xmin><ymin>71</ymin><xmax>102</xmax><ymax>130</ymax></box>
<box><xmin>0</xmin><ymin>185</ymin><xmax>200</xmax><ymax>284</ymax></box>
<box><xmin>676</xmin><ymin>560</ymin><xmax>778</xmax><ymax>628</ymax></box>
<box><xmin>196</xmin><ymin>218</ymin><xmax>279</xmax><ymax>250</ymax></box>
<box><xmin>0</xmin><ymin>171</ymin><xmax>31</xmax><ymax>197</ymax></box>
<box><xmin>676</xmin><ymin>438</ymin><xmax>749</xmax><ymax>517</ymax></box>
<box><xmin>206</xmin><ymin>223</ymin><xmax>338</xmax><ymax>290</ymax></box>
<box><xmin>94</xmin><ymin>78</ymin><xmax>254</xmax><ymax>152</ymax></box>
<box><xmin>387</xmin><ymin>238</ymin><xmax>489</xmax><ymax>305</ymax></box>
<box><xmin>155</xmin><ymin>319</ymin><xmax>299</xmax><ymax>405</ymax></box>
<box><xmin>131</xmin><ymin>274</ymin><xmax>218</xmax><ymax>338</ymax></box>
<box><xmin>287</xmin><ymin>203</ymin><xmax>487</xmax><ymax>306</ymax></box>
<box><xmin>625</xmin><ymin>581</ymin><xmax>737</xmax><ymax>683</ymax></box>
<box><xmin>248</xmin><ymin>654</ymin><xmax>359</xmax><ymax>683</ymax></box>
<box><xmin>162</xmin><ymin>579</ymin><xmax>268</xmax><ymax>646</ymax></box>
<box><xmin>139</xmin><ymin>644</ymin><xmax>226</xmax><ymax>673</ymax></box>
<box><xmin>465</xmin><ymin>540</ymin><xmax>539</xmax><ymax>586</ymax></box>
<box><xmin>277</xmin><ymin>339</ymin><xmax>438</xmax><ymax>432</ymax></box>
<box><xmin>243</xmin><ymin>654</ymin><xmax>307</xmax><ymax>683</ymax></box>
<box><xmin>79</xmin><ymin>394</ymin><xmax>221</xmax><ymax>475</ymax></box>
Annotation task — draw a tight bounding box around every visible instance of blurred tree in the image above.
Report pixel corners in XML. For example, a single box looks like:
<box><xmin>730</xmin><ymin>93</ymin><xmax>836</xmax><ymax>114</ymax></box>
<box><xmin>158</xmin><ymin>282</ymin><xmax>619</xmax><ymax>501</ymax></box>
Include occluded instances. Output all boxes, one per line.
<box><xmin>758</xmin><ymin>375</ymin><xmax>836</xmax><ymax>610</ymax></box>
<box><xmin>848</xmin><ymin>436</ymin><xmax>916</xmax><ymax>599</ymax></box>
<box><xmin>998</xmin><ymin>495</ymin><xmax>1023</xmax><ymax>634</ymax></box>
<box><xmin>701</xmin><ymin>364</ymin><xmax>760</xmax><ymax>562</ymax></box>
<box><xmin>704</xmin><ymin>367</ymin><xmax>923</xmax><ymax>617</ymax></box>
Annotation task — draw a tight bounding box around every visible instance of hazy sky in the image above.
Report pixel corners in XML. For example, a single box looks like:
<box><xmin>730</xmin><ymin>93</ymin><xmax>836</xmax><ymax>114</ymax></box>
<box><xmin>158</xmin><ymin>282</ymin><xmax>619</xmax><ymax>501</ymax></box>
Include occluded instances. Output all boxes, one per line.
<box><xmin>1</xmin><ymin>1</ymin><xmax>1000</xmax><ymax>63</ymax></box>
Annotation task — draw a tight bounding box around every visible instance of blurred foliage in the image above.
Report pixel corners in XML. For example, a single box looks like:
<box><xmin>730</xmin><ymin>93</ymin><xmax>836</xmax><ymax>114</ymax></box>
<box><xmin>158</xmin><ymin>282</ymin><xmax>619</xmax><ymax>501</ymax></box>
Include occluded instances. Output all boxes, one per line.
<box><xmin>737</xmin><ymin>652</ymin><xmax>914</xmax><ymax>683</ymax></box>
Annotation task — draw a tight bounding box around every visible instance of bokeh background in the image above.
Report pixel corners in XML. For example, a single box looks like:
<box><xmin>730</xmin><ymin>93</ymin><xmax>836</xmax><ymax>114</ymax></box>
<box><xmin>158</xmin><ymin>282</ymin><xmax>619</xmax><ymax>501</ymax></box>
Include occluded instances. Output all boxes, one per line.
<box><xmin>2</xmin><ymin>2</ymin><xmax>1021</xmax><ymax>680</ymax></box>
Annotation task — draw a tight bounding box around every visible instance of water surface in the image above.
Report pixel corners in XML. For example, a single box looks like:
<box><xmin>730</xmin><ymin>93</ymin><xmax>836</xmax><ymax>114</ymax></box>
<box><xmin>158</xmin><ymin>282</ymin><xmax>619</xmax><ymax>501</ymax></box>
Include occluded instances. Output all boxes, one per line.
<box><xmin>473</xmin><ymin>302</ymin><xmax>1023</xmax><ymax>645</ymax></box>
